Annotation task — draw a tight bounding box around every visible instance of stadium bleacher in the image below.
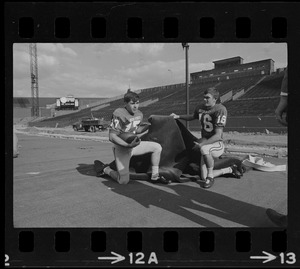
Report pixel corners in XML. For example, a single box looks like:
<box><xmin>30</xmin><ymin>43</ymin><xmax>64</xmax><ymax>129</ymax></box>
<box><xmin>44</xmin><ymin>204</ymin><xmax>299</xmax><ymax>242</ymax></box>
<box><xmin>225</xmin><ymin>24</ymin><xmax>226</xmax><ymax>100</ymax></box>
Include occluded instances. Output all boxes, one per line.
<box><xmin>24</xmin><ymin>66</ymin><xmax>286</xmax><ymax>133</ymax></box>
<box><xmin>223</xmin><ymin>72</ymin><xmax>284</xmax><ymax>118</ymax></box>
<box><xmin>214</xmin><ymin>75</ymin><xmax>264</xmax><ymax>95</ymax></box>
<box><xmin>239</xmin><ymin>72</ymin><xmax>284</xmax><ymax>99</ymax></box>
<box><xmin>225</xmin><ymin>97</ymin><xmax>280</xmax><ymax>116</ymax></box>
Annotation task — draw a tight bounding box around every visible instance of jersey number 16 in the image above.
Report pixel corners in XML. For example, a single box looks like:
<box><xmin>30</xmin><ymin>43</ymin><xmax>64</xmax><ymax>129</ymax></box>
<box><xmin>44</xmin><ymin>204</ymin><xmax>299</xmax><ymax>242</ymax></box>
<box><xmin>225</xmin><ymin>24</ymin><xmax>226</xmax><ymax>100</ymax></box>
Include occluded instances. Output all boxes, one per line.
<box><xmin>217</xmin><ymin>115</ymin><xmax>226</xmax><ymax>125</ymax></box>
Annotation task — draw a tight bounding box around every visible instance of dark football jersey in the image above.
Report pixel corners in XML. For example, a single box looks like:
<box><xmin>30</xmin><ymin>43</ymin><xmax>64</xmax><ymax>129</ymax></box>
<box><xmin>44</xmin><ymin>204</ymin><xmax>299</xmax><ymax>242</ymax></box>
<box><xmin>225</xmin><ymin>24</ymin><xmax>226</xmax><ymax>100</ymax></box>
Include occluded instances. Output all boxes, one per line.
<box><xmin>193</xmin><ymin>103</ymin><xmax>227</xmax><ymax>139</ymax></box>
<box><xmin>110</xmin><ymin>107</ymin><xmax>143</xmax><ymax>134</ymax></box>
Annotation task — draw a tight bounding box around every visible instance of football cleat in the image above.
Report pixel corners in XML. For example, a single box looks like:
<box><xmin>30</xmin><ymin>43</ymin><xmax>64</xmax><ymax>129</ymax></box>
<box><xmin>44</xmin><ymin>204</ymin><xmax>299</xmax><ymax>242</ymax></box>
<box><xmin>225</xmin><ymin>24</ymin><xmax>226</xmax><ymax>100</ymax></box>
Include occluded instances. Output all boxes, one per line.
<box><xmin>230</xmin><ymin>164</ymin><xmax>243</xmax><ymax>179</ymax></box>
<box><xmin>94</xmin><ymin>160</ymin><xmax>109</xmax><ymax>177</ymax></box>
<box><xmin>202</xmin><ymin>177</ymin><xmax>215</xmax><ymax>189</ymax></box>
<box><xmin>150</xmin><ymin>174</ymin><xmax>172</xmax><ymax>185</ymax></box>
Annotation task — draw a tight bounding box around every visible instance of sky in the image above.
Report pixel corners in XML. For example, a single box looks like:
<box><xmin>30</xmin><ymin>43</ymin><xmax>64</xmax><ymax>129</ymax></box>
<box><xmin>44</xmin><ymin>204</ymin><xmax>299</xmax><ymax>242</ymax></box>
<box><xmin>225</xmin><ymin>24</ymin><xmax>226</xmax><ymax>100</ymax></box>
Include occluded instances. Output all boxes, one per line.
<box><xmin>13</xmin><ymin>43</ymin><xmax>287</xmax><ymax>98</ymax></box>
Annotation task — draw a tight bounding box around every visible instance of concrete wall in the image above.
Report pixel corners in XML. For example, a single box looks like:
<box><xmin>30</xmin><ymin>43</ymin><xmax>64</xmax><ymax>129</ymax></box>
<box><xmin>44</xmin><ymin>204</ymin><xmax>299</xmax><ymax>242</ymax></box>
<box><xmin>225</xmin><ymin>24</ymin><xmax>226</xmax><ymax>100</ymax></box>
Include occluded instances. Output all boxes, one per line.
<box><xmin>189</xmin><ymin>115</ymin><xmax>287</xmax><ymax>133</ymax></box>
<box><xmin>139</xmin><ymin>98</ymin><xmax>159</xmax><ymax>107</ymax></box>
<box><xmin>225</xmin><ymin>116</ymin><xmax>287</xmax><ymax>133</ymax></box>
<box><xmin>13</xmin><ymin>107</ymin><xmax>32</xmax><ymax>118</ymax></box>
<box><xmin>232</xmin><ymin>89</ymin><xmax>245</xmax><ymax>100</ymax></box>
<box><xmin>220</xmin><ymin>91</ymin><xmax>233</xmax><ymax>103</ymax></box>
<box><xmin>40</xmin><ymin>107</ymin><xmax>52</xmax><ymax>117</ymax></box>
<box><xmin>91</xmin><ymin>103</ymin><xmax>110</xmax><ymax>111</ymax></box>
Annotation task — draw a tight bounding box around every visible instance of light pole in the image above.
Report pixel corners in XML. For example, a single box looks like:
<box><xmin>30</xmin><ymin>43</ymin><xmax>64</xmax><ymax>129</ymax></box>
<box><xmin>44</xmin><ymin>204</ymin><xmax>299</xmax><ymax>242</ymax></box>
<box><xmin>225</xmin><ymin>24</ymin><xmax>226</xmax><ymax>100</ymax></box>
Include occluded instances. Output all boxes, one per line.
<box><xmin>128</xmin><ymin>79</ymin><xmax>131</xmax><ymax>91</ymax></box>
<box><xmin>182</xmin><ymin>43</ymin><xmax>190</xmax><ymax>129</ymax></box>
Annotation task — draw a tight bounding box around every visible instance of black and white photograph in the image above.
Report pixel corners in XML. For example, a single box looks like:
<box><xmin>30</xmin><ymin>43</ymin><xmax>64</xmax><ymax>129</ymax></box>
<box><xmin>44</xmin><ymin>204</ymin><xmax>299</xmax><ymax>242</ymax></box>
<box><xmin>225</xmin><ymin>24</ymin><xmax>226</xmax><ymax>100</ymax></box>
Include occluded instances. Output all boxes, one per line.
<box><xmin>13</xmin><ymin>42</ymin><xmax>287</xmax><ymax>228</ymax></box>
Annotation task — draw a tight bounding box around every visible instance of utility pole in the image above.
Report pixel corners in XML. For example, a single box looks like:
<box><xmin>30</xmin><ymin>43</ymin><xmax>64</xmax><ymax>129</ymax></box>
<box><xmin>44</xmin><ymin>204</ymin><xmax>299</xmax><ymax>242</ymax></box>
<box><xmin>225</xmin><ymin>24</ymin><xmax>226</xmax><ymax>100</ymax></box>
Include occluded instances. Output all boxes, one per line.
<box><xmin>29</xmin><ymin>43</ymin><xmax>39</xmax><ymax>117</ymax></box>
<box><xmin>182</xmin><ymin>43</ymin><xmax>189</xmax><ymax>129</ymax></box>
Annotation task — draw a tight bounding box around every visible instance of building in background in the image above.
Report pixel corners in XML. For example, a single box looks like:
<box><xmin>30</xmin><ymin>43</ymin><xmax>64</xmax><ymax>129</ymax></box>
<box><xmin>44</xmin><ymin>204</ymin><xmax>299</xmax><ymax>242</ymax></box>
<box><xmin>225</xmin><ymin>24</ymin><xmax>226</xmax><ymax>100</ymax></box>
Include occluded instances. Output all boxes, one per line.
<box><xmin>190</xmin><ymin>57</ymin><xmax>275</xmax><ymax>83</ymax></box>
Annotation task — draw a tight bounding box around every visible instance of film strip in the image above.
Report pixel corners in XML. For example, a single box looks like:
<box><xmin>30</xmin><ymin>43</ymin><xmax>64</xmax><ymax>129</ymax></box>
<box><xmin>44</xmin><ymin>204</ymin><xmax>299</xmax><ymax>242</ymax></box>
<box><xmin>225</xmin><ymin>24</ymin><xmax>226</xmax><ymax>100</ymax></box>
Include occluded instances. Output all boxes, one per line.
<box><xmin>5</xmin><ymin>1</ymin><xmax>300</xmax><ymax>268</ymax></box>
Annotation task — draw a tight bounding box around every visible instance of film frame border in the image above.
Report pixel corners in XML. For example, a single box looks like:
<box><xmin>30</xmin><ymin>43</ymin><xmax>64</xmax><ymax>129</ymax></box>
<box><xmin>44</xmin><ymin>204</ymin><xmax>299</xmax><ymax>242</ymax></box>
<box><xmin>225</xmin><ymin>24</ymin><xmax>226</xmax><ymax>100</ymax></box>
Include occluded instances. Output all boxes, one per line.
<box><xmin>5</xmin><ymin>1</ymin><xmax>300</xmax><ymax>267</ymax></box>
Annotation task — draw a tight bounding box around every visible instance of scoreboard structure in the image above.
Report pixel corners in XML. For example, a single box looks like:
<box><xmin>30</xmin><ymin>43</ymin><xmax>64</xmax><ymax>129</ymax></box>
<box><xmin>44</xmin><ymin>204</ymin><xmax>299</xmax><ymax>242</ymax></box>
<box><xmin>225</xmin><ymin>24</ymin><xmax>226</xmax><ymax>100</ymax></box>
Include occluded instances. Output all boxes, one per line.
<box><xmin>55</xmin><ymin>95</ymin><xmax>79</xmax><ymax>110</ymax></box>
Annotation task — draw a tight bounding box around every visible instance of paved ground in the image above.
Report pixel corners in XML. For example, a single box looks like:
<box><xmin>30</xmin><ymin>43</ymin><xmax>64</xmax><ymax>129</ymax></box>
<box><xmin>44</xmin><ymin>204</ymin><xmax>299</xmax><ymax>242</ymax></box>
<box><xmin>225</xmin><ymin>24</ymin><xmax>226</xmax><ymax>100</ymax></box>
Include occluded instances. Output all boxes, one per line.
<box><xmin>13</xmin><ymin>132</ymin><xmax>287</xmax><ymax>228</ymax></box>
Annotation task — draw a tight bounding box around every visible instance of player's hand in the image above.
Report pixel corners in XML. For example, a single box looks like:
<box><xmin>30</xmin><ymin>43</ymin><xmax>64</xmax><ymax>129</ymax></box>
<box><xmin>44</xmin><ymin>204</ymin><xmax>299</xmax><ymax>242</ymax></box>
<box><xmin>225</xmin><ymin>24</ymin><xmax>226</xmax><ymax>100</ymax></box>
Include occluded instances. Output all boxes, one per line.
<box><xmin>192</xmin><ymin>141</ymin><xmax>202</xmax><ymax>151</ymax></box>
<box><xmin>275</xmin><ymin>97</ymin><xmax>288</xmax><ymax>127</ymax></box>
<box><xmin>276</xmin><ymin>117</ymin><xmax>287</xmax><ymax>126</ymax></box>
<box><xmin>275</xmin><ymin>109</ymin><xmax>288</xmax><ymax>126</ymax></box>
<box><xmin>128</xmin><ymin>137</ymin><xmax>140</xmax><ymax>148</ymax></box>
<box><xmin>193</xmin><ymin>138</ymin><xmax>206</xmax><ymax>151</ymax></box>
<box><xmin>170</xmin><ymin>113</ymin><xmax>180</xmax><ymax>119</ymax></box>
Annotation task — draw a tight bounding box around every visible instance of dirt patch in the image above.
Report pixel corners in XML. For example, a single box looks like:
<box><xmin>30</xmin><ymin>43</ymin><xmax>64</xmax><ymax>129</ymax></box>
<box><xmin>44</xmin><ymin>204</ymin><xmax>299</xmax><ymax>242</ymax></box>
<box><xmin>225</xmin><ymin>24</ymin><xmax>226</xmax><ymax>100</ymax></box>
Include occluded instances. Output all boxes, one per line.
<box><xmin>193</xmin><ymin>131</ymin><xmax>287</xmax><ymax>147</ymax></box>
<box><xmin>15</xmin><ymin>125</ymin><xmax>287</xmax><ymax>158</ymax></box>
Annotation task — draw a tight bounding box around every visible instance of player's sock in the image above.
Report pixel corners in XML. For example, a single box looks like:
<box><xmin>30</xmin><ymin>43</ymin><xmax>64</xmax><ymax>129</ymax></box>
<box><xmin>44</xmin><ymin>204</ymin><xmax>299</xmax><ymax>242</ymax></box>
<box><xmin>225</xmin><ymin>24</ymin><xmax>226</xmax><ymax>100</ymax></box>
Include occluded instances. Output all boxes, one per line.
<box><xmin>207</xmin><ymin>167</ymin><xmax>214</xmax><ymax>179</ymax></box>
<box><xmin>221</xmin><ymin>167</ymin><xmax>232</xmax><ymax>175</ymax></box>
<box><xmin>103</xmin><ymin>167</ymin><xmax>113</xmax><ymax>175</ymax></box>
<box><xmin>151</xmin><ymin>166</ymin><xmax>159</xmax><ymax>180</ymax></box>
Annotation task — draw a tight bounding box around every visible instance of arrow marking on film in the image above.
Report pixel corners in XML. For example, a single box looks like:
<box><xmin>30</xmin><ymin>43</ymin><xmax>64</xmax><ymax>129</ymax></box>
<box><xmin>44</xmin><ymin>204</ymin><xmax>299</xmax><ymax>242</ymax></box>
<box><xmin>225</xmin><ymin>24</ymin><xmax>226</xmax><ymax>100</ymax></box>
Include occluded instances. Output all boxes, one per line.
<box><xmin>250</xmin><ymin>251</ymin><xmax>277</xmax><ymax>263</ymax></box>
<box><xmin>98</xmin><ymin>251</ymin><xmax>125</xmax><ymax>264</ymax></box>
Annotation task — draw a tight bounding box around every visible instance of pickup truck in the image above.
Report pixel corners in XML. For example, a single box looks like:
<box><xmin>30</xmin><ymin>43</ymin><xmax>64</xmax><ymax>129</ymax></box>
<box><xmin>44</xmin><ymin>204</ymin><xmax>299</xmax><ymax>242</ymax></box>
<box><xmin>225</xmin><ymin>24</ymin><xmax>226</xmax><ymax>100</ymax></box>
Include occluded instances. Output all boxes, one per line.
<box><xmin>73</xmin><ymin>117</ymin><xmax>109</xmax><ymax>132</ymax></box>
